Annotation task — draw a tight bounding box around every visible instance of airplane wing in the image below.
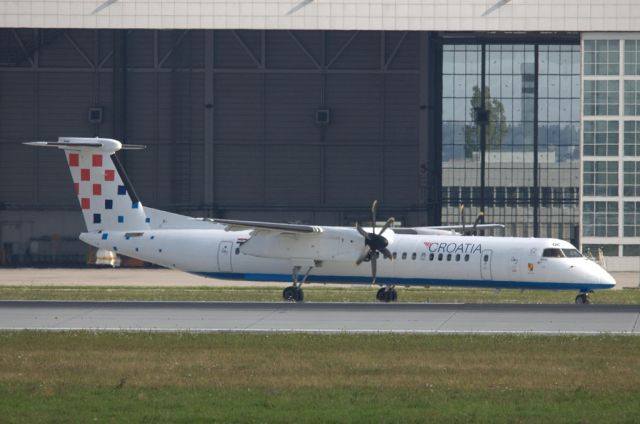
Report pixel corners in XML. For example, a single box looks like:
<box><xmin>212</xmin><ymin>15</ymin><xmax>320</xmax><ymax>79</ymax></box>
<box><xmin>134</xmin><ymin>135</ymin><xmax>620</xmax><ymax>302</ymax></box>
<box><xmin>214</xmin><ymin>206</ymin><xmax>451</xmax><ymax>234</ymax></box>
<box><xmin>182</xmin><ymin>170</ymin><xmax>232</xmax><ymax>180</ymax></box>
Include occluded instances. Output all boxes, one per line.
<box><xmin>426</xmin><ymin>224</ymin><xmax>505</xmax><ymax>232</ymax></box>
<box><xmin>208</xmin><ymin>218</ymin><xmax>369</xmax><ymax>262</ymax></box>
<box><xmin>213</xmin><ymin>218</ymin><xmax>323</xmax><ymax>233</ymax></box>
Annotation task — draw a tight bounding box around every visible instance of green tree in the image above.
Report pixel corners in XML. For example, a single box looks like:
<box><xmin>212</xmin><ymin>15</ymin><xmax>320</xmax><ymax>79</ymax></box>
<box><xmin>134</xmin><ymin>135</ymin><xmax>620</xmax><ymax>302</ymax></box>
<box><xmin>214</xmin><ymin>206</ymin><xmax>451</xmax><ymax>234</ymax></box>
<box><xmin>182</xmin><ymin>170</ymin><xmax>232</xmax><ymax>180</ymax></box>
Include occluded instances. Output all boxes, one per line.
<box><xmin>464</xmin><ymin>85</ymin><xmax>508</xmax><ymax>158</ymax></box>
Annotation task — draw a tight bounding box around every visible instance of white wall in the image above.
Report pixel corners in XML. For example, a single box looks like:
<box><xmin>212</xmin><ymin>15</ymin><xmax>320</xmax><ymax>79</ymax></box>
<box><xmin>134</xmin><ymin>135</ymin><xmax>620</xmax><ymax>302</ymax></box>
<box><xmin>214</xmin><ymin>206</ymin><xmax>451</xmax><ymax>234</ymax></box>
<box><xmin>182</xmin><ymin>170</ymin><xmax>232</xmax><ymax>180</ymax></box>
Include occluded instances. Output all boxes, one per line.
<box><xmin>1</xmin><ymin>0</ymin><xmax>639</xmax><ymax>31</ymax></box>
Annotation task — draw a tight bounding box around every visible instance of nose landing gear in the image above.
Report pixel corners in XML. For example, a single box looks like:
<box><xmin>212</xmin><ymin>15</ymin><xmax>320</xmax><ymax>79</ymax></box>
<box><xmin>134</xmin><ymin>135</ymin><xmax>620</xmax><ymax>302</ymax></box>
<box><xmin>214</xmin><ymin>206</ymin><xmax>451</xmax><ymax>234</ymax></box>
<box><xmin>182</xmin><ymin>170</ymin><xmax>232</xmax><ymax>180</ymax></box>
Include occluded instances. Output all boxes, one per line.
<box><xmin>575</xmin><ymin>291</ymin><xmax>592</xmax><ymax>304</ymax></box>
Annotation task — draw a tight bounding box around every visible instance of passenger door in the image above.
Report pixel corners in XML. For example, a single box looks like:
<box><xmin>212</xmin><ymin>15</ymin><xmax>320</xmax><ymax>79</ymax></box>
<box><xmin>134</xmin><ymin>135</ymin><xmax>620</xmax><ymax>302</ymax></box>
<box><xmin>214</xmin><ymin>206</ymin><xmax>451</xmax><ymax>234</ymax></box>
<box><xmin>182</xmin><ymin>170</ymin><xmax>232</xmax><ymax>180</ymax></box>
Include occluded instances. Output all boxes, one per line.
<box><xmin>480</xmin><ymin>249</ymin><xmax>493</xmax><ymax>280</ymax></box>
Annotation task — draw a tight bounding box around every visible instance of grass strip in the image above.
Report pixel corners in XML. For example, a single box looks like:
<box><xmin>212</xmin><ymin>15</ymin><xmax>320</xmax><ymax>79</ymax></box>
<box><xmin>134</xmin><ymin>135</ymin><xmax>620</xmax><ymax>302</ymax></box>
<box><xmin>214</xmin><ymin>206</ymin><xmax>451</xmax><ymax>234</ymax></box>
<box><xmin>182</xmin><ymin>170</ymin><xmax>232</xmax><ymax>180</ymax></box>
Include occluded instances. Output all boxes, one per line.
<box><xmin>1</xmin><ymin>285</ymin><xmax>640</xmax><ymax>303</ymax></box>
<box><xmin>1</xmin><ymin>332</ymin><xmax>639</xmax><ymax>422</ymax></box>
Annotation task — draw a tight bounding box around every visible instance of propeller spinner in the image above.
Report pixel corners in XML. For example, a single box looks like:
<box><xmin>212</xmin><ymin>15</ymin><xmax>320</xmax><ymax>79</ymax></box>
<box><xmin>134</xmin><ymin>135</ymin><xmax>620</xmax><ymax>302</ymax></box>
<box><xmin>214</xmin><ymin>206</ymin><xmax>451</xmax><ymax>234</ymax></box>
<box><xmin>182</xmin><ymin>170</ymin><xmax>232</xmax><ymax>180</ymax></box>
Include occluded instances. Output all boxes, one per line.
<box><xmin>355</xmin><ymin>200</ymin><xmax>394</xmax><ymax>285</ymax></box>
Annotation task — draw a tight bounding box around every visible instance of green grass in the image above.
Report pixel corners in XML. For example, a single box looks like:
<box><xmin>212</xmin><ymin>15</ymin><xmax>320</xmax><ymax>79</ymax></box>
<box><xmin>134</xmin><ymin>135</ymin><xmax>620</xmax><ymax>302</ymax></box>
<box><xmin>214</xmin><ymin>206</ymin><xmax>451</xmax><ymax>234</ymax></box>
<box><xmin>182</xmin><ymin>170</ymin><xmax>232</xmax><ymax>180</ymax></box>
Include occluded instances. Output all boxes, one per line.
<box><xmin>1</xmin><ymin>285</ymin><xmax>640</xmax><ymax>303</ymax></box>
<box><xmin>1</xmin><ymin>332</ymin><xmax>640</xmax><ymax>422</ymax></box>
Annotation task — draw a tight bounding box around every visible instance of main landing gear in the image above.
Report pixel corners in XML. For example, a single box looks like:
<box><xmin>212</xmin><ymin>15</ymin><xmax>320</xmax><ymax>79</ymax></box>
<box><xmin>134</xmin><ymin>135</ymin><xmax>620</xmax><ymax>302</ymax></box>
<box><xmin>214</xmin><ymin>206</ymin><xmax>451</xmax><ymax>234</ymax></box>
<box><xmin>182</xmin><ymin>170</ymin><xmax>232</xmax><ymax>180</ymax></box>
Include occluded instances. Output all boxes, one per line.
<box><xmin>282</xmin><ymin>265</ymin><xmax>313</xmax><ymax>302</ymax></box>
<box><xmin>376</xmin><ymin>286</ymin><xmax>398</xmax><ymax>303</ymax></box>
<box><xmin>575</xmin><ymin>291</ymin><xmax>593</xmax><ymax>304</ymax></box>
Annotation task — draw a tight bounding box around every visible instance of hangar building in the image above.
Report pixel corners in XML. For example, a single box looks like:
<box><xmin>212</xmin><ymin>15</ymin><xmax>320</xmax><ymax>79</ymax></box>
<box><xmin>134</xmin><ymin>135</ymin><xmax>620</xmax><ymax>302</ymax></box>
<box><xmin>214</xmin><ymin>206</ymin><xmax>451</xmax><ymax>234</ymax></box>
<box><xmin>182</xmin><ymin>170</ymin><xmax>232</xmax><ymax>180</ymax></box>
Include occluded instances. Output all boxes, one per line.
<box><xmin>0</xmin><ymin>0</ymin><xmax>638</xmax><ymax>272</ymax></box>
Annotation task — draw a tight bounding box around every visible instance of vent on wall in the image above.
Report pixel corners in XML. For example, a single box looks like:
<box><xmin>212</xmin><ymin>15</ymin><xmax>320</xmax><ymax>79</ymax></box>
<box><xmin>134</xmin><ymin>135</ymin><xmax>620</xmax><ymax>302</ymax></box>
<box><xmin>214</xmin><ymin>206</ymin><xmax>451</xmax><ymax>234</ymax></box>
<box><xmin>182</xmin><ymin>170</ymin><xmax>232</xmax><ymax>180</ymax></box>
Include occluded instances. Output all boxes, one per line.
<box><xmin>316</xmin><ymin>108</ymin><xmax>330</xmax><ymax>125</ymax></box>
<box><xmin>88</xmin><ymin>107</ymin><xmax>103</xmax><ymax>124</ymax></box>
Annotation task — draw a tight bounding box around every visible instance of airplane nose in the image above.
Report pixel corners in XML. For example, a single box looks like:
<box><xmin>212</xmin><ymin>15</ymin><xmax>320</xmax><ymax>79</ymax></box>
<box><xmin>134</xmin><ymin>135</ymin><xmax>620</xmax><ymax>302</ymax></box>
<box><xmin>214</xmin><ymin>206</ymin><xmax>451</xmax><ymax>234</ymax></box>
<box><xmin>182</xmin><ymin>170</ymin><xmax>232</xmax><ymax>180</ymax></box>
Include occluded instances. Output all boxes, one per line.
<box><xmin>600</xmin><ymin>270</ymin><xmax>617</xmax><ymax>288</ymax></box>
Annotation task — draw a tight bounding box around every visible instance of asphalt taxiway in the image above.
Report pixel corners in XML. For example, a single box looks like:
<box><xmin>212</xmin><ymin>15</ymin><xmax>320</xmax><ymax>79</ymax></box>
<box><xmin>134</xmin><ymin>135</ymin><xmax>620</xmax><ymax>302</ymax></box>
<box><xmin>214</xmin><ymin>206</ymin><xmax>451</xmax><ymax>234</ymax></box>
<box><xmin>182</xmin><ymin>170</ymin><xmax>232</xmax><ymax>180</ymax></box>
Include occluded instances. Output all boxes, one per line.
<box><xmin>1</xmin><ymin>301</ymin><xmax>639</xmax><ymax>334</ymax></box>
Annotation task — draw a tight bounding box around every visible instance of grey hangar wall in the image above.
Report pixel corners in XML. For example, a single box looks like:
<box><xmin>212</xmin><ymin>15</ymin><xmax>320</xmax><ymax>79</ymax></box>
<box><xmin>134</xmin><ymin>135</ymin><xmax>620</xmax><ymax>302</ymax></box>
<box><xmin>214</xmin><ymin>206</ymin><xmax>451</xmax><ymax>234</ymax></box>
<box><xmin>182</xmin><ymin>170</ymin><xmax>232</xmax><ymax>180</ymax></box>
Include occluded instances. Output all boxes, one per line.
<box><xmin>0</xmin><ymin>29</ymin><xmax>440</xmax><ymax>264</ymax></box>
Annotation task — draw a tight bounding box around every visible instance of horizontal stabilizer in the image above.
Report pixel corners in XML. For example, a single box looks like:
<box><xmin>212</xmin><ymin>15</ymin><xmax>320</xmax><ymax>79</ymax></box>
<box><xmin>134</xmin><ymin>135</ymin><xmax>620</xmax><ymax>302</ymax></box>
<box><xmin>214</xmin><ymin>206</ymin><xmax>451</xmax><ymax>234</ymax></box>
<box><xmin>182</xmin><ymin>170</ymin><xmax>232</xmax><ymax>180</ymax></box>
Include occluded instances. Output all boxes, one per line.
<box><xmin>24</xmin><ymin>141</ymin><xmax>103</xmax><ymax>148</ymax></box>
<box><xmin>24</xmin><ymin>137</ymin><xmax>145</xmax><ymax>154</ymax></box>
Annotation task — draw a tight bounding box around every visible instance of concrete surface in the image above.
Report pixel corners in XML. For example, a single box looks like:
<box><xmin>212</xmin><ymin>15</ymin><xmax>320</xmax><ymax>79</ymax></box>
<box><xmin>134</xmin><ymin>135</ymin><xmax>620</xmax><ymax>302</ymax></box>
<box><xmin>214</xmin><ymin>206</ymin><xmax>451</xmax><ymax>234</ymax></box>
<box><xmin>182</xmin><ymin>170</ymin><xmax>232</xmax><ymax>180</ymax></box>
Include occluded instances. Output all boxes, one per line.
<box><xmin>1</xmin><ymin>301</ymin><xmax>639</xmax><ymax>334</ymax></box>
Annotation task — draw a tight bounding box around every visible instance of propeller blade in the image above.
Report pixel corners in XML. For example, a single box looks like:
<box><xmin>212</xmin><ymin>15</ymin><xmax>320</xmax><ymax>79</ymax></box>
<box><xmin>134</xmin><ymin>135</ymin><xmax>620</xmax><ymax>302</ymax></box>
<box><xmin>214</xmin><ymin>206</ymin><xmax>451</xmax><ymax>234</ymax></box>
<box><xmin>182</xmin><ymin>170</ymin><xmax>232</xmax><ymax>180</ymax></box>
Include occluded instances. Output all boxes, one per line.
<box><xmin>378</xmin><ymin>217</ymin><xmax>395</xmax><ymax>236</ymax></box>
<box><xmin>356</xmin><ymin>246</ymin><xmax>371</xmax><ymax>265</ymax></box>
<box><xmin>472</xmin><ymin>212</ymin><xmax>485</xmax><ymax>235</ymax></box>
<box><xmin>356</xmin><ymin>222</ymin><xmax>368</xmax><ymax>239</ymax></box>
<box><xmin>380</xmin><ymin>247</ymin><xmax>393</xmax><ymax>260</ymax></box>
<box><xmin>459</xmin><ymin>204</ymin><xmax>466</xmax><ymax>235</ymax></box>
<box><xmin>371</xmin><ymin>200</ymin><xmax>378</xmax><ymax>233</ymax></box>
<box><xmin>370</xmin><ymin>253</ymin><xmax>377</xmax><ymax>285</ymax></box>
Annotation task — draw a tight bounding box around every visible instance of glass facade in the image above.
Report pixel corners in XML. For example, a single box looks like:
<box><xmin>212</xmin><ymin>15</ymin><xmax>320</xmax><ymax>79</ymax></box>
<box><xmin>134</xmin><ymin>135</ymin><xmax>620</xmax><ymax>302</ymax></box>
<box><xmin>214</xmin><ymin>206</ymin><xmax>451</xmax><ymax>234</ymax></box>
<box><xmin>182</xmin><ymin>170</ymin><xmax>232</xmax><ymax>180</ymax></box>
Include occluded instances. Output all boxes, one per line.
<box><xmin>624</xmin><ymin>121</ymin><xmax>640</xmax><ymax>155</ymax></box>
<box><xmin>582</xmin><ymin>35</ymin><xmax>640</xmax><ymax>264</ymax></box>
<box><xmin>583</xmin><ymin>161</ymin><xmax>618</xmax><ymax>196</ymax></box>
<box><xmin>583</xmin><ymin>201</ymin><xmax>618</xmax><ymax>237</ymax></box>
<box><xmin>584</xmin><ymin>40</ymin><xmax>619</xmax><ymax>76</ymax></box>
<box><xmin>624</xmin><ymin>202</ymin><xmax>640</xmax><ymax>237</ymax></box>
<box><xmin>583</xmin><ymin>121</ymin><xmax>618</xmax><ymax>156</ymax></box>
<box><xmin>625</xmin><ymin>40</ymin><xmax>640</xmax><ymax>76</ymax></box>
<box><xmin>441</xmin><ymin>43</ymin><xmax>580</xmax><ymax>239</ymax></box>
<box><xmin>583</xmin><ymin>80</ymin><xmax>619</xmax><ymax>116</ymax></box>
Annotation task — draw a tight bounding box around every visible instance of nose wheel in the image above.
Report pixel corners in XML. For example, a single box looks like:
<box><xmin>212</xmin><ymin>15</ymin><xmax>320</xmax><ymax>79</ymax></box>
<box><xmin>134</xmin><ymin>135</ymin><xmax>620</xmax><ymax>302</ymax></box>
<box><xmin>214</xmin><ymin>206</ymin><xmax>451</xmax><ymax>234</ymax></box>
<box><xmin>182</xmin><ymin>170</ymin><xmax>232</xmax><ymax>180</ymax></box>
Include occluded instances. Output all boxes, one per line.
<box><xmin>376</xmin><ymin>286</ymin><xmax>398</xmax><ymax>302</ymax></box>
<box><xmin>575</xmin><ymin>292</ymin><xmax>592</xmax><ymax>304</ymax></box>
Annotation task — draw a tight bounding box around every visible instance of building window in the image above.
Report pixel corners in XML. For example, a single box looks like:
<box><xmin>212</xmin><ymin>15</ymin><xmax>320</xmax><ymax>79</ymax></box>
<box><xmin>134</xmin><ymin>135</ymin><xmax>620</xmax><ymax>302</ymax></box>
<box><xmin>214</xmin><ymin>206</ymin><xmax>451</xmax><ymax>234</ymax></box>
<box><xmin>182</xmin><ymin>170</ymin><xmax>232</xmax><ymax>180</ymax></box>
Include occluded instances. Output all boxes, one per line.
<box><xmin>582</xmin><ymin>244</ymin><xmax>619</xmax><ymax>257</ymax></box>
<box><xmin>624</xmin><ymin>40</ymin><xmax>640</xmax><ymax>76</ymax></box>
<box><xmin>584</xmin><ymin>40</ymin><xmax>619</xmax><ymax>76</ymax></box>
<box><xmin>624</xmin><ymin>202</ymin><xmax>640</xmax><ymax>237</ymax></box>
<box><xmin>583</xmin><ymin>161</ymin><xmax>618</xmax><ymax>196</ymax></box>
<box><xmin>583</xmin><ymin>80</ymin><xmax>619</xmax><ymax>116</ymax></box>
<box><xmin>624</xmin><ymin>80</ymin><xmax>640</xmax><ymax>116</ymax></box>
<box><xmin>583</xmin><ymin>120</ymin><xmax>619</xmax><ymax>156</ymax></box>
<box><xmin>583</xmin><ymin>201</ymin><xmax>618</xmax><ymax>237</ymax></box>
<box><xmin>624</xmin><ymin>121</ymin><xmax>640</xmax><ymax>156</ymax></box>
<box><xmin>623</xmin><ymin>245</ymin><xmax>640</xmax><ymax>256</ymax></box>
<box><xmin>623</xmin><ymin>162</ymin><xmax>640</xmax><ymax>196</ymax></box>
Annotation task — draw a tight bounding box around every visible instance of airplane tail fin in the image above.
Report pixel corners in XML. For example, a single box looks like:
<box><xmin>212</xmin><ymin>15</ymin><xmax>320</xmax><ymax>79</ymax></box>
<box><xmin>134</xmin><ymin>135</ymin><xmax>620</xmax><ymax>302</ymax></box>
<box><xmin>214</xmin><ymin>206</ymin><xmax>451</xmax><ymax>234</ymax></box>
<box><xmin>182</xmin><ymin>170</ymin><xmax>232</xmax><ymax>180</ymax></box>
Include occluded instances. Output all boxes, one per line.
<box><xmin>25</xmin><ymin>137</ymin><xmax>150</xmax><ymax>232</ymax></box>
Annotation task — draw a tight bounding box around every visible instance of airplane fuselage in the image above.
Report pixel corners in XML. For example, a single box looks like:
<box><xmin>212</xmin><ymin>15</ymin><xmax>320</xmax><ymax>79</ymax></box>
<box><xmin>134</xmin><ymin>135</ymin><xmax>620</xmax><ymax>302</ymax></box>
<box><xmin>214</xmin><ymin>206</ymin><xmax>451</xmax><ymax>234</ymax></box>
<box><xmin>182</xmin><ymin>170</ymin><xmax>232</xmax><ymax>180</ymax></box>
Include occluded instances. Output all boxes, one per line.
<box><xmin>81</xmin><ymin>229</ymin><xmax>616</xmax><ymax>292</ymax></box>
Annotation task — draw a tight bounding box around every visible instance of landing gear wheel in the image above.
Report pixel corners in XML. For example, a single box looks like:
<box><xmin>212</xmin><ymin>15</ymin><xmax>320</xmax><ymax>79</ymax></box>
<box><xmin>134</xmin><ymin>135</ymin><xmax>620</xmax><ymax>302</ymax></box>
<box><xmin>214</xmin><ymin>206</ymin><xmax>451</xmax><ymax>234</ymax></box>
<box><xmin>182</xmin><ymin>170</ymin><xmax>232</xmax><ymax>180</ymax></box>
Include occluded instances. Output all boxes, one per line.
<box><xmin>376</xmin><ymin>287</ymin><xmax>398</xmax><ymax>303</ymax></box>
<box><xmin>575</xmin><ymin>293</ymin><xmax>591</xmax><ymax>304</ymax></box>
<box><xmin>283</xmin><ymin>286</ymin><xmax>304</xmax><ymax>302</ymax></box>
<box><xmin>389</xmin><ymin>289</ymin><xmax>398</xmax><ymax>302</ymax></box>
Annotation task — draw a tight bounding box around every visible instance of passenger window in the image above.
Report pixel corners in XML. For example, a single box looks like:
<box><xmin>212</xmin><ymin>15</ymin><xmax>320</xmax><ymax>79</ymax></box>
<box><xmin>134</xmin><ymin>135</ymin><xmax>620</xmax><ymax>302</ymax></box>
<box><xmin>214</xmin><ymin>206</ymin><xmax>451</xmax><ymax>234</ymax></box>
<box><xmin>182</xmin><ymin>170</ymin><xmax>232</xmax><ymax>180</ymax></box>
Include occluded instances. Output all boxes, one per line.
<box><xmin>402</xmin><ymin>252</ymin><xmax>407</xmax><ymax>260</ymax></box>
<box><xmin>393</xmin><ymin>252</ymin><xmax>397</xmax><ymax>259</ymax></box>
<box><xmin>411</xmin><ymin>253</ymin><xmax>417</xmax><ymax>260</ymax></box>
<box><xmin>455</xmin><ymin>254</ymin><xmax>461</xmax><ymax>261</ymax></box>
<box><xmin>420</xmin><ymin>252</ymin><xmax>426</xmax><ymax>260</ymax></box>
<box><xmin>464</xmin><ymin>254</ymin><xmax>470</xmax><ymax>262</ymax></box>
<box><xmin>438</xmin><ymin>253</ymin><xmax>443</xmax><ymax>261</ymax></box>
<box><xmin>429</xmin><ymin>253</ymin><xmax>435</xmax><ymax>261</ymax></box>
<box><xmin>446</xmin><ymin>254</ymin><xmax>452</xmax><ymax>261</ymax></box>
<box><xmin>235</xmin><ymin>248</ymin><xmax>240</xmax><ymax>255</ymax></box>
<box><xmin>483</xmin><ymin>254</ymin><xmax>489</xmax><ymax>262</ymax></box>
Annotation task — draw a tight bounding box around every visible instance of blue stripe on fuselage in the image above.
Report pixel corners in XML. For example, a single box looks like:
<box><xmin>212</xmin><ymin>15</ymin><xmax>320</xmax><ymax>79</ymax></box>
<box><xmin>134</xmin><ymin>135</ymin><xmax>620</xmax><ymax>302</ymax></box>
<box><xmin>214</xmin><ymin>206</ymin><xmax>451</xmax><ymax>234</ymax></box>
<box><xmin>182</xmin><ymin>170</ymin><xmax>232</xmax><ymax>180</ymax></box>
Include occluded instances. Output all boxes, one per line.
<box><xmin>192</xmin><ymin>272</ymin><xmax>613</xmax><ymax>292</ymax></box>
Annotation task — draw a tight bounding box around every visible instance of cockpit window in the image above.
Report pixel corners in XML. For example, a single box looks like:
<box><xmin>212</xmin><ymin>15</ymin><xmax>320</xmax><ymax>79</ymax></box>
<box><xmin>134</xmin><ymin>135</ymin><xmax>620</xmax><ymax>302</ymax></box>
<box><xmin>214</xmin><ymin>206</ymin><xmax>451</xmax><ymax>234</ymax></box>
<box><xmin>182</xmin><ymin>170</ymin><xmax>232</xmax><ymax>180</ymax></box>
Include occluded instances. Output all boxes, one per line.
<box><xmin>562</xmin><ymin>248</ymin><xmax>583</xmax><ymax>258</ymax></box>
<box><xmin>542</xmin><ymin>248</ymin><xmax>564</xmax><ymax>258</ymax></box>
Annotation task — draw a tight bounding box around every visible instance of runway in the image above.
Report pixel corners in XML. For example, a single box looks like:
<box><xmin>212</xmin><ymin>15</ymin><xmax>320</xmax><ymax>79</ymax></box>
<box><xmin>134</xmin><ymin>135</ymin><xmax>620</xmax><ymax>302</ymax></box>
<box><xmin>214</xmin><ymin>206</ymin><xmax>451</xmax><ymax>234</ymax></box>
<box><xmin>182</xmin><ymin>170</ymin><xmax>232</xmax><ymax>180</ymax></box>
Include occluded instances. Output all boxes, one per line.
<box><xmin>1</xmin><ymin>301</ymin><xmax>640</xmax><ymax>334</ymax></box>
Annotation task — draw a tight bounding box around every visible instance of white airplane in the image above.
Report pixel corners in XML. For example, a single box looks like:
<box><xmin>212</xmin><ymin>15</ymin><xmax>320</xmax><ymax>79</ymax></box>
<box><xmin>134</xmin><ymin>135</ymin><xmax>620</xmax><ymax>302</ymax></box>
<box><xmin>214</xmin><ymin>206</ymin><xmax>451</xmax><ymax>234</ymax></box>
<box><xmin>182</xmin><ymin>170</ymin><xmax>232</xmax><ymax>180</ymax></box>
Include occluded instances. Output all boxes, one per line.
<box><xmin>25</xmin><ymin>137</ymin><xmax>616</xmax><ymax>304</ymax></box>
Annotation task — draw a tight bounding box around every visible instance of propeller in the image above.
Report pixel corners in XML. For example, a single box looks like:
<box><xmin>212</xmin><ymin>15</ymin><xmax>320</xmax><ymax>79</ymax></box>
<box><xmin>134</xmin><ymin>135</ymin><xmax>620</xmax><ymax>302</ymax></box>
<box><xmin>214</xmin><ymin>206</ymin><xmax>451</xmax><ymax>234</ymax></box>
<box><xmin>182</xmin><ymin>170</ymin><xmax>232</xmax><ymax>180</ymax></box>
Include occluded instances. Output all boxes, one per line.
<box><xmin>355</xmin><ymin>200</ymin><xmax>394</xmax><ymax>285</ymax></box>
<box><xmin>459</xmin><ymin>204</ymin><xmax>484</xmax><ymax>236</ymax></box>
<box><xmin>471</xmin><ymin>211</ymin><xmax>484</xmax><ymax>236</ymax></box>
